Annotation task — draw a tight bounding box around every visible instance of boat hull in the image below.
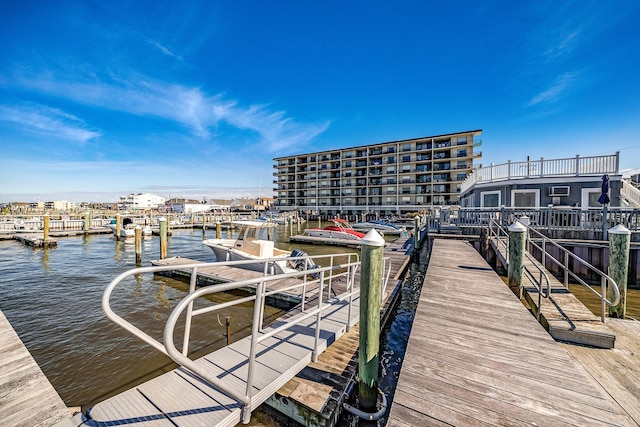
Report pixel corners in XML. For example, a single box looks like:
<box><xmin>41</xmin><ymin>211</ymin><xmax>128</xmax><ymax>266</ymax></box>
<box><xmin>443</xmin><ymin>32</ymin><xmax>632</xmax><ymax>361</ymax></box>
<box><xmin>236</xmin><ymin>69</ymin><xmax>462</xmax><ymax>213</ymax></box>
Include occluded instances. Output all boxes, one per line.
<box><xmin>203</xmin><ymin>239</ymin><xmax>293</xmax><ymax>274</ymax></box>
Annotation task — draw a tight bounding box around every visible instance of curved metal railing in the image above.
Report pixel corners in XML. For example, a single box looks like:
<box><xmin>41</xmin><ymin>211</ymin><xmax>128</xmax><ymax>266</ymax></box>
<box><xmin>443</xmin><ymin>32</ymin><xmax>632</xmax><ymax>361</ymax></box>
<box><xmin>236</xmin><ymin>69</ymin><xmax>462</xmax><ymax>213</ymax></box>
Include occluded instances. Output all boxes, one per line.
<box><xmin>103</xmin><ymin>251</ymin><xmax>390</xmax><ymax>423</ymax></box>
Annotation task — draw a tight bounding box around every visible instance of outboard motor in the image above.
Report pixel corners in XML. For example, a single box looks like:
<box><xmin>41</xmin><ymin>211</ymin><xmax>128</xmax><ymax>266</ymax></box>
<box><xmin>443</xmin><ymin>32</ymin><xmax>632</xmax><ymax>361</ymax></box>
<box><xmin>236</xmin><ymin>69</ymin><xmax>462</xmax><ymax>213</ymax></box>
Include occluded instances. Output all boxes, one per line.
<box><xmin>289</xmin><ymin>249</ymin><xmax>320</xmax><ymax>276</ymax></box>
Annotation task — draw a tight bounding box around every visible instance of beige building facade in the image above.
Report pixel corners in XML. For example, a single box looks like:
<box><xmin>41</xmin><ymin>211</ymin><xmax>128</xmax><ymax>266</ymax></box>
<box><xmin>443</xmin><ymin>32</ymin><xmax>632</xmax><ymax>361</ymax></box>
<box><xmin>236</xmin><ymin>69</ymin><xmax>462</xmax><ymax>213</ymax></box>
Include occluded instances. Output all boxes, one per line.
<box><xmin>273</xmin><ymin>130</ymin><xmax>482</xmax><ymax>216</ymax></box>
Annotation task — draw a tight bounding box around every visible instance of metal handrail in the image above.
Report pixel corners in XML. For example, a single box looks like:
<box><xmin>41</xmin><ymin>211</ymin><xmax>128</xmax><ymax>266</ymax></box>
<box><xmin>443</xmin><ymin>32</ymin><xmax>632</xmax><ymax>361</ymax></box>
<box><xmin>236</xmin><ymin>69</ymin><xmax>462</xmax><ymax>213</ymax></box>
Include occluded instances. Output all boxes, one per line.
<box><xmin>525</xmin><ymin>225</ymin><xmax>619</xmax><ymax>322</ymax></box>
<box><xmin>103</xmin><ymin>252</ymin><xmax>390</xmax><ymax>424</ymax></box>
<box><xmin>489</xmin><ymin>218</ymin><xmax>551</xmax><ymax>314</ymax></box>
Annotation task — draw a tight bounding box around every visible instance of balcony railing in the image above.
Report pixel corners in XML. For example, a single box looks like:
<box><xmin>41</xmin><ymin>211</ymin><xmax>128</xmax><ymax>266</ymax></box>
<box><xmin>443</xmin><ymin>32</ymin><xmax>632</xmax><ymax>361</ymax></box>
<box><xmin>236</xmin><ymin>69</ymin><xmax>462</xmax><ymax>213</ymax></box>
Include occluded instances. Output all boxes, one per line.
<box><xmin>461</xmin><ymin>152</ymin><xmax>620</xmax><ymax>194</ymax></box>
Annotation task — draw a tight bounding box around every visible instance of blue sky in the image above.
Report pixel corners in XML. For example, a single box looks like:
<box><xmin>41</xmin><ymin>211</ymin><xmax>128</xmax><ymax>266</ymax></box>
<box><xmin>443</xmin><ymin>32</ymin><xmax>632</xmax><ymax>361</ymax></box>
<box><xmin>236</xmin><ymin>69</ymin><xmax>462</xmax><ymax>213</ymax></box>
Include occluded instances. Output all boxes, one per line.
<box><xmin>1</xmin><ymin>1</ymin><xmax>639</xmax><ymax>203</ymax></box>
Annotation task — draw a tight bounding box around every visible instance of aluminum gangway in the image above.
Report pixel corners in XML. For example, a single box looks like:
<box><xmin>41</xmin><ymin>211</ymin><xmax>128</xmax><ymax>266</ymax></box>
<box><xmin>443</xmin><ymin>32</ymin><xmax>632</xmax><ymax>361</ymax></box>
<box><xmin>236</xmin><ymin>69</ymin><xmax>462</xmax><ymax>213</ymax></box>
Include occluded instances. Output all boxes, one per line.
<box><xmin>62</xmin><ymin>252</ymin><xmax>392</xmax><ymax>427</ymax></box>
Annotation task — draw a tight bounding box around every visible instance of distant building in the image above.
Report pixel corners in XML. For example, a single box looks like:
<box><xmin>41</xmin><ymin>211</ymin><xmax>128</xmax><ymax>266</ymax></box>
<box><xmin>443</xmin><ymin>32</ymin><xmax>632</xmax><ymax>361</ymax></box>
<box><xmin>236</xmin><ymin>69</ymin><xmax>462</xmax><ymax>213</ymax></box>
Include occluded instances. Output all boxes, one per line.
<box><xmin>118</xmin><ymin>193</ymin><xmax>165</xmax><ymax>210</ymax></box>
<box><xmin>458</xmin><ymin>153</ymin><xmax>637</xmax><ymax>209</ymax></box>
<box><xmin>43</xmin><ymin>200</ymin><xmax>76</xmax><ymax>211</ymax></box>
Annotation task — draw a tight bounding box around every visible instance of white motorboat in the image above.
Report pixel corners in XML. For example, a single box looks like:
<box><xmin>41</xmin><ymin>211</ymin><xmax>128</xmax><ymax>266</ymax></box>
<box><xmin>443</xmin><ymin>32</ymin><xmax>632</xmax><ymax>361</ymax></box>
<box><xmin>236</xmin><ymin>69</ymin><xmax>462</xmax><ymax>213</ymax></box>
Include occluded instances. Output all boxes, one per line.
<box><xmin>203</xmin><ymin>220</ymin><xmax>316</xmax><ymax>274</ymax></box>
<box><xmin>108</xmin><ymin>218</ymin><xmax>152</xmax><ymax>238</ymax></box>
<box><xmin>351</xmin><ymin>220</ymin><xmax>407</xmax><ymax>235</ymax></box>
<box><xmin>304</xmin><ymin>219</ymin><xmax>366</xmax><ymax>241</ymax></box>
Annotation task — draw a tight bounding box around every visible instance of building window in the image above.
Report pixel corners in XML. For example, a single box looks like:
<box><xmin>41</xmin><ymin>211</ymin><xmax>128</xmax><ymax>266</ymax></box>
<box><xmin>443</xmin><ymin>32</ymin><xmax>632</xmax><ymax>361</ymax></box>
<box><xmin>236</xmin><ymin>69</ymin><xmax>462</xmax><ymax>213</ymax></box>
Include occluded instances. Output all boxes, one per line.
<box><xmin>480</xmin><ymin>191</ymin><xmax>501</xmax><ymax>208</ymax></box>
<box><xmin>581</xmin><ymin>188</ymin><xmax>602</xmax><ymax>208</ymax></box>
<box><xmin>511</xmin><ymin>189</ymin><xmax>539</xmax><ymax>208</ymax></box>
<box><xmin>456</xmin><ymin>136</ymin><xmax>467</xmax><ymax>145</ymax></box>
<box><xmin>402</xmin><ymin>144</ymin><xmax>411</xmax><ymax>152</ymax></box>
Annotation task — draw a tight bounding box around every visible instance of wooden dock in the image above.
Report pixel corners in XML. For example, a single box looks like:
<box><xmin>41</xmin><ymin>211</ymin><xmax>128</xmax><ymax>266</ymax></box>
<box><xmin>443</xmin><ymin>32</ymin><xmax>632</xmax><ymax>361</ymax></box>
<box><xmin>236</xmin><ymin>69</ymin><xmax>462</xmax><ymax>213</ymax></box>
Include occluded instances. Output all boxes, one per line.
<box><xmin>0</xmin><ymin>310</ymin><xmax>70</xmax><ymax>427</ymax></box>
<box><xmin>387</xmin><ymin>238</ymin><xmax>636</xmax><ymax>426</ymax></box>
<box><xmin>13</xmin><ymin>233</ymin><xmax>58</xmax><ymax>247</ymax></box>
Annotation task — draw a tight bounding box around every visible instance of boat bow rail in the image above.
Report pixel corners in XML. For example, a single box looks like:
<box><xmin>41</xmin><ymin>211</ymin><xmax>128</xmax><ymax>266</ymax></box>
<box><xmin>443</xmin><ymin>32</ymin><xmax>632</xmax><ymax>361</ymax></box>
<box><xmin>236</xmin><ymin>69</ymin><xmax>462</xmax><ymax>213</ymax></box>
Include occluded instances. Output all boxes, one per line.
<box><xmin>102</xmin><ymin>252</ymin><xmax>392</xmax><ymax>424</ymax></box>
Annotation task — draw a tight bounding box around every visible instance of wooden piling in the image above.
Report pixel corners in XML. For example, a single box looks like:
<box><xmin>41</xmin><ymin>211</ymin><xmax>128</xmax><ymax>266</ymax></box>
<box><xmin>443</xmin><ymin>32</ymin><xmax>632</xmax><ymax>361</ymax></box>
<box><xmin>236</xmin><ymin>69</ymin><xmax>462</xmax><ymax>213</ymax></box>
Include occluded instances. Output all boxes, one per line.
<box><xmin>226</xmin><ymin>316</ymin><xmax>231</xmax><ymax>345</ymax></box>
<box><xmin>83</xmin><ymin>211</ymin><xmax>91</xmax><ymax>233</ymax></box>
<box><xmin>43</xmin><ymin>213</ymin><xmax>50</xmax><ymax>242</ymax></box>
<box><xmin>159</xmin><ymin>217</ymin><xmax>167</xmax><ymax>259</ymax></box>
<box><xmin>216</xmin><ymin>222</ymin><xmax>221</xmax><ymax>239</ymax></box>
<box><xmin>414</xmin><ymin>216</ymin><xmax>420</xmax><ymax>249</ymax></box>
<box><xmin>135</xmin><ymin>226</ymin><xmax>142</xmax><ymax>265</ymax></box>
<box><xmin>508</xmin><ymin>221</ymin><xmax>527</xmax><ymax>298</ymax></box>
<box><xmin>358</xmin><ymin>229</ymin><xmax>385</xmax><ymax>411</ymax></box>
<box><xmin>608</xmin><ymin>224</ymin><xmax>631</xmax><ymax>318</ymax></box>
<box><xmin>116</xmin><ymin>213</ymin><xmax>122</xmax><ymax>240</ymax></box>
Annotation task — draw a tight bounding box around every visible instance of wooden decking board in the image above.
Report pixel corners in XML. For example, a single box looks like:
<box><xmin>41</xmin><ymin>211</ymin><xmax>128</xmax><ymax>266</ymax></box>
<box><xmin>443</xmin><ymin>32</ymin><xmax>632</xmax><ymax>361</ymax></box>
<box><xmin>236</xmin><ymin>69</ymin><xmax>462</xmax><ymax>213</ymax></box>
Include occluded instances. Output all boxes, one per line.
<box><xmin>401</xmin><ymin>353</ymin><xmax>618</xmax><ymax>418</ymax></box>
<box><xmin>404</xmin><ymin>345</ymin><xmax>613</xmax><ymax>412</ymax></box>
<box><xmin>387</xmin><ymin>239</ymin><xmax>634</xmax><ymax>427</ymax></box>
<box><xmin>409</xmin><ymin>331</ymin><xmax>602</xmax><ymax>398</ymax></box>
<box><xmin>417</xmin><ymin>309</ymin><xmax>585</xmax><ymax>364</ymax></box>
<box><xmin>560</xmin><ymin>319</ymin><xmax>640</xmax><ymax>425</ymax></box>
<box><xmin>0</xmin><ymin>310</ymin><xmax>70</xmax><ymax>427</ymax></box>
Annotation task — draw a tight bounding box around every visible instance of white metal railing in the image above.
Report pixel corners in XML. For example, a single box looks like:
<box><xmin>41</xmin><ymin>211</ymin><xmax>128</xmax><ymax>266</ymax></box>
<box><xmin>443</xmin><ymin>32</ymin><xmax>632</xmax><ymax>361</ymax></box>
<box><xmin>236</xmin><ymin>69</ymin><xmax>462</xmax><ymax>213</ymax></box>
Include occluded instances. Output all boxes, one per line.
<box><xmin>489</xmin><ymin>218</ymin><xmax>619</xmax><ymax>323</ymax></box>
<box><xmin>458</xmin><ymin>207</ymin><xmax>640</xmax><ymax>233</ymax></box>
<box><xmin>103</xmin><ymin>252</ymin><xmax>391</xmax><ymax>423</ymax></box>
<box><xmin>621</xmin><ymin>178</ymin><xmax>640</xmax><ymax>207</ymax></box>
<box><xmin>461</xmin><ymin>152</ymin><xmax>619</xmax><ymax>193</ymax></box>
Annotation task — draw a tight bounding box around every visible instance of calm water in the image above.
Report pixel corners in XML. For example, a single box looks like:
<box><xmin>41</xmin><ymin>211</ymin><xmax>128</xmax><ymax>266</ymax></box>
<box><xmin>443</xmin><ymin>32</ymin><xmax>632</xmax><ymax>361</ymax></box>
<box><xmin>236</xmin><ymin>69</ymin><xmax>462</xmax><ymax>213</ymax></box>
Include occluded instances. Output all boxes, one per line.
<box><xmin>0</xmin><ymin>223</ymin><xmax>360</xmax><ymax>417</ymax></box>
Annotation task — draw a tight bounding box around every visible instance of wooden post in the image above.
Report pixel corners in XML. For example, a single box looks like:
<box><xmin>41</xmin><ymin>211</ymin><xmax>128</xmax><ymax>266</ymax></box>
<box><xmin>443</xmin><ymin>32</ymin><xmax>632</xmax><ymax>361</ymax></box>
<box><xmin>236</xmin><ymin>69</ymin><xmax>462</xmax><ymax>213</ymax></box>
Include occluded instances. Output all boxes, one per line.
<box><xmin>508</xmin><ymin>221</ymin><xmax>527</xmax><ymax>298</ymax></box>
<box><xmin>226</xmin><ymin>316</ymin><xmax>231</xmax><ymax>345</ymax></box>
<box><xmin>318</xmin><ymin>217</ymin><xmax>321</xmax><ymax>229</ymax></box>
<box><xmin>116</xmin><ymin>213</ymin><xmax>122</xmax><ymax>240</ymax></box>
<box><xmin>359</xmin><ymin>229</ymin><xmax>385</xmax><ymax>411</ymax></box>
<box><xmin>135</xmin><ymin>225</ymin><xmax>142</xmax><ymax>265</ymax></box>
<box><xmin>414</xmin><ymin>216</ymin><xmax>421</xmax><ymax>249</ymax></box>
<box><xmin>608</xmin><ymin>224</ymin><xmax>630</xmax><ymax>318</ymax></box>
<box><xmin>43</xmin><ymin>213</ymin><xmax>50</xmax><ymax>242</ymax></box>
<box><xmin>216</xmin><ymin>222</ymin><xmax>221</xmax><ymax>239</ymax></box>
<box><xmin>83</xmin><ymin>211</ymin><xmax>91</xmax><ymax>233</ymax></box>
<box><xmin>159</xmin><ymin>217</ymin><xmax>167</xmax><ymax>259</ymax></box>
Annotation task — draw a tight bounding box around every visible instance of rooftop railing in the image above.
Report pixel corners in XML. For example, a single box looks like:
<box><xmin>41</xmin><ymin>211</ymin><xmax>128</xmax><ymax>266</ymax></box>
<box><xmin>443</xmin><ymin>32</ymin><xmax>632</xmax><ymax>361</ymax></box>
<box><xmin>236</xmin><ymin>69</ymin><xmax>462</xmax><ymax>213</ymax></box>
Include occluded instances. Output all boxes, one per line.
<box><xmin>461</xmin><ymin>153</ymin><xmax>620</xmax><ymax>194</ymax></box>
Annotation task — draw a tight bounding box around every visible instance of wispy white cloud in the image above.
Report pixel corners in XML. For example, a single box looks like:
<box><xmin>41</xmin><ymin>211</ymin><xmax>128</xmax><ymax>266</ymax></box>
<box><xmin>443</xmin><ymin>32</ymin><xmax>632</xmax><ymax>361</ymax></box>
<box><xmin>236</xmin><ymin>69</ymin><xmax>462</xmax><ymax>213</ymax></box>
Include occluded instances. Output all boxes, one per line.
<box><xmin>0</xmin><ymin>104</ymin><xmax>102</xmax><ymax>142</ymax></box>
<box><xmin>12</xmin><ymin>69</ymin><xmax>329</xmax><ymax>151</ymax></box>
<box><xmin>147</xmin><ymin>39</ymin><xmax>184</xmax><ymax>62</ymax></box>
<box><xmin>542</xmin><ymin>29</ymin><xmax>583</xmax><ymax>61</ymax></box>
<box><xmin>526</xmin><ymin>71</ymin><xmax>580</xmax><ymax>107</ymax></box>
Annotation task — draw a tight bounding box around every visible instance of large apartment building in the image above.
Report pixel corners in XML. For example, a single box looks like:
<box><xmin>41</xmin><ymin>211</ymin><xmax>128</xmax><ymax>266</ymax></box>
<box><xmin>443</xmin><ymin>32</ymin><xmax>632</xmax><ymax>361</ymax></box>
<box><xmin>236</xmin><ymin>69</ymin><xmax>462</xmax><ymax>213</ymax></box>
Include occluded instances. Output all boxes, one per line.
<box><xmin>273</xmin><ymin>130</ymin><xmax>482</xmax><ymax>216</ymax></box>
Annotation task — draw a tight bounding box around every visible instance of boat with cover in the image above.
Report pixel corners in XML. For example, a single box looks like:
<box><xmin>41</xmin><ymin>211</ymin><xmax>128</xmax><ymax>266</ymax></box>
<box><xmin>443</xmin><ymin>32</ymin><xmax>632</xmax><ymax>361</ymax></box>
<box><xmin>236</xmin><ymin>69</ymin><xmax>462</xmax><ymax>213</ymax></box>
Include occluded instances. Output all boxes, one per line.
<box><xmin>203</xmin><ymin>220</ymin><xmax>317</xmax><ymax>274</ymax></box>
<box><xmin>304</xmin><ymin>218</ymin><xmax>366</xmax><ymax>241</ymax></box>
<box><xmin>351</xmin><ymin>219</ymin><xmax>406</xmax><ymax>235</ymax></box>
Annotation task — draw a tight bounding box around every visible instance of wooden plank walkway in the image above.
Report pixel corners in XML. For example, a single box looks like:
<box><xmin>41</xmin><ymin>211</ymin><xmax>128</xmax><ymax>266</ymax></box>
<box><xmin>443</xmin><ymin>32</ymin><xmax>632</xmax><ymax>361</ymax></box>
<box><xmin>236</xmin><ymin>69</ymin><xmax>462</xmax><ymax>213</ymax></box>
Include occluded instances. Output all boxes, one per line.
<box><xmin>387</xmin><ymin>238</ymin><xmax>635</xmax><ymax>426</ymax></box>
<box><xmin>561</xmin><ymin>318</ymin><xmax>640</xmax><ymax>425</ymax></box>
<box><xmin>0</xmin><ymin>310</ymin><xmax>70</xmax><ymax>427</ymax></box>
